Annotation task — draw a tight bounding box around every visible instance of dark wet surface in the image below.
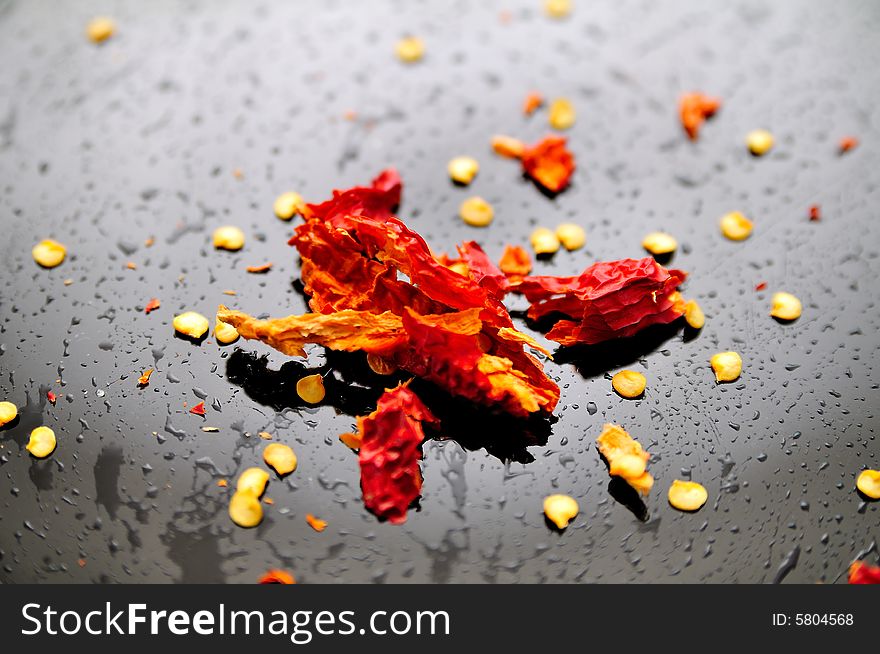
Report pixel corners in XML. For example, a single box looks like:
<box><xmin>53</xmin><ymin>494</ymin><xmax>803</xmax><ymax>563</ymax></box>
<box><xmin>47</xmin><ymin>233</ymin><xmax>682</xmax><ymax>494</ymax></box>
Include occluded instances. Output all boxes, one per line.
<box><xmin>0</xmin><ymin>0</ymin><xmax>878</xmax><ymax>583</ymax></box>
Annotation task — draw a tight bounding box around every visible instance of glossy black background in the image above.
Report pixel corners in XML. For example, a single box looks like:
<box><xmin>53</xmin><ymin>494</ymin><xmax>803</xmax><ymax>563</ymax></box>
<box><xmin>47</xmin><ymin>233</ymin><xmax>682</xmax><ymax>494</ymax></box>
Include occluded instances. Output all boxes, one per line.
<box><xmin>0</xmin><ymin>0</ymin><xmax>878</xmax><ymax>583</ymax></box>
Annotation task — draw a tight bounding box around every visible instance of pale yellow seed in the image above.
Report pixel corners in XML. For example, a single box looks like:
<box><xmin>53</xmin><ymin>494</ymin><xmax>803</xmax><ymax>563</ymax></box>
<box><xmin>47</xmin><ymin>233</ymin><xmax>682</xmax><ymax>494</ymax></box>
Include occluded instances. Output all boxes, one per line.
<box><xmin>459</xmin><ymin>197</ymin><xmax>494</xmax><ymax>227</ymax></box>
<box><xmin>530</xmin><ymin>227</ymin><xmax>561</xmax><ymax>255</ymax></box>
<box><xmin>26</xmin><ymin>426</ymin><xmax>56</xmax><ymax>458</ymax></box>
<box><xmin>32</xmin><ymin>239</ymin><xmax>67</xmax><ymax>268</ymax></box>
<box><xmin>0</xmin><ymin>401</ymin><xmax>18</xmax><ymax>427</ymax></box>
<box><xmin>263</xmin><ymin>443</ymin><xmax>297</xmax><ymax>477</ymax></box>
<box><xmin>229</xmin><ymin>491</ymin><xmax>263</xmax><ymax>528</ymax></box>
<box><xmin>770</xmin><ymin>292</ymin><xmax>802</xmax><ymax>321</ymax></box>
<box><xmin>237</xmin><ymin>467</ymin><xmax>270</xmax><ymax>497</ymax></box>
<box><xmin>668</xmin><ymin>480</ymin><xmax>708</xmax><ymax>511</ymax></box>
<box><xmin>719</xmin><ymin>211</ymin><xmax>753</xmax><ymax>241</ymax></box>
<box><xmin>642</xmin><ymin>231</ymin><xmax>677</xmax><ymax>255</ymax></box>
<box><xmin>86</xmin><ymin>16</ymin><xmax>115</xmax><ymax>43</ymax></box>
<box><xmin>173</xmin><ymin>311</ymin><xmax>210</xmax><ymax>339</ymax></box>
<box><xmin>856</xmin><ymin>469</ymin><xmax>880</xmax><ymax>500</ymax></box>
<box><xmin>544</xmin><ymin>0</ymin><xmax>573</xmax><ymax>19</ymax></box>
<box><xmin>684</xmin><ymin>300</ymin><xmax>705</xmax><ymax>329</ymax></box>
<box><xmin>448</xmin><ymin>156</ymin><xmax>479</xmax><ymax>185</ymax></box>
<box><xmin>296</xmin><ymin>374</ymin><xmax>326</xmax><ymax>404</ymax></box>
<box><xmin>214</xmin><ymin>319</ymin><xmax>240</xmax><ymax>345</ymax></box>
<box><xmin>213</xmin><ymin>226</ymin><xmax>245</xmax><ymax>251</ymax></box>
<box><xmin>609</xmin><ymin>453</ymin><xmax>647</xmax><ymax>479</ymax></box>
<box><xmin>395</xmin><ymin>36</ymin><xmax>424</xmax><ymax>63</ymax></box>
<box><xmin>548</xmin><ymin>98</ymin><xmax>576</xmax><ymax>130</ymax></box>
<box><xmin>746</xmin><ymin>129</ymin><xmax>774</xmax><ymax>156</ymax></box>
<box><xmin>611</xmin><ymin>370</ymin><xmax>647</xmax><ymax>398</ymax></box>
<box><xmin>710</xmin><ymin>351</ymin><xmax>742</xmax><ymax>383</ymax></box>
<box><xmin>543</xmin><ymin>494</ymin><xmax>579</xmax><ymax>529</ymax></box>
<box><xmin>273</xmin><ymin>192</ymin><xmax>304</xmax><ymax>220</ymax></box>
<box><xmin>555</xmin><ymin>223</ymin><xmax>586</xmax><ymax>250</ymax></box>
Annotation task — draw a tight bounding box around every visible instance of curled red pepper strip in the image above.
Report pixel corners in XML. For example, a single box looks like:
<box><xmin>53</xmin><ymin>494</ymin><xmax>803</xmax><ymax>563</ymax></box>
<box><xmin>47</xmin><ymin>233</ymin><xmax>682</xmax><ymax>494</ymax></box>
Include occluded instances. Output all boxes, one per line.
<box><xmin>848</xmin><ymin>560</ymin><xmax>880</xmax><ymax>584</ymax></box>
<box><xmin>357</xmin><ymin>384</ymin><xmax>438</xmax><ymax>524</ymax></box>
<box><xmin>519</xmin><ymin>135</ymin><xmax>575</xmax><ymax>193</ymax></box>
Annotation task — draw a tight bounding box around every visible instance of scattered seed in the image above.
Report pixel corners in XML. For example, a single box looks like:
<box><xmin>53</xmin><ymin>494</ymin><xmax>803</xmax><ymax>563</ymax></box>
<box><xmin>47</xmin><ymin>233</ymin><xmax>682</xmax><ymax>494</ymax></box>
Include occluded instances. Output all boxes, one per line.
<box><xmin>273</xmin><ymin>191</ymin><xmax>304</xmax><ymax>220</ymax></box>
<box><xmin>596</xmin><ymin>424</ymin><xmax>653</xmax><ymax>496</ymax></box>
<box><xmin>395</xmin><ymin>36</ymin><xmax>424</xmax><ymax>63</ymax></box>
<box><xmin>684</xmin><ymin>300</ymin><xmax>705</xmax><ymax>329</ymax></box>
<box><xmin>367</xmin><ymin>353</ymin><xmax>397</xmax><ymax>375</ymax></box>
<box><xmin>543</xmin><ymin>494</ymin><xmax>579</xmax><ymax>529</ymax></box>
<box><xmin>544</xmin><ymin>0</ymin><xmax>572</xmax><ymax>19</ymax></box>
<box><xmin>26</xmin><ymin>426</ymin><xmax>56</xmax><ymax>458</ymax></box>
<box><xmin>668</xmin><ymin>480</ymin><xmax>708</xmax><ymax>511</ymax></box>
<box><xmin>86</xmin><ymin>16</ymin><xmax>115</xmax><ymax>43</ymax></box>
<box><xmin>719</xmin><ymin>211</ymin><xmax>753</xmax><ymax>241</ymax></box>
<box><xmin>548</xmin><ymin>98</ymin><xmax>576</xmax><ymax>130</ymax></box>
<box><xmin>710</xmin><ymin>351</ymin><xmax>742</xmax><ymax>382</ymax></box>
<box><xmin>642</xmin><ymin>231</ymin><xmax>677</xmax><ymax>255</ymax></box>
<box><xmin>530</xmin><ymin>227</ymin><xmax>560</xmax><ymax>255</ymax></box>
<box><xmin>237</xmin><ymin>467</ymin><xmax>270</xmax><ymax>497</ymax></box>
<box><xmin>32</xmin><ymin>239</ymin><xmax>67</xmax><ymax>268</ymax></box>
<box><xmin>264</xmin><ymin>443</ymin><xmax>297</xmax><ymax>476</ymax></box>
<box><xmin>215</xmin><ymin>318</ymin><xmax>240</xmax><ymax>344</ymax></box>
<box><xmin>770</xmin><ymin>292</ymin><xmax>802</xmax><ymax>321</ymax></box>
<box><xmin>459</xmin><ymin>196</ymin><xmax>494</xmax><ymax>227</ymax></box>
<box><xmin>448</xmin><ymin>156</ymin><xmax>479</xmax><ymax>185</ymax></box>
<box><xmin>856</xmin><ymin>470</ymin><xmax>880</xmax><ymax>499</ymax></box>
<box><xmin>555</xmin><ymin>223</ymin><xmax>586</xmax><ymax>250</ymax></box>
<box><xmin>296</xmin><ymin>374</ymin><xmax>326</xmax><ymax>404</ymax></box>
<box><xmin>0</xmin><ymin>401</ymin><xmax>18</xmax><ymax>427</ymax></box>
<box><xmin>611</xmin><ymin>370</ymin><xmax>647</xmax><ymax>398</ymax></box>
<box><xmin>173</xmin><ymin>311</ymin><xmax>209</xmax><ymax>339</ymax></box>
<box><xmin>213</xmin><ymin>226</ymin><xmax>245</xmax><ymax>251</ymax></box>
<box><xmin>229</xmin><ymin>491</ymin><xmax>263</xmax><ymax>528</ymax></box>
<box><xmin>746</xmin><ymin>129</ymin><xmax>774</xmax><ymax>156</ymax></box>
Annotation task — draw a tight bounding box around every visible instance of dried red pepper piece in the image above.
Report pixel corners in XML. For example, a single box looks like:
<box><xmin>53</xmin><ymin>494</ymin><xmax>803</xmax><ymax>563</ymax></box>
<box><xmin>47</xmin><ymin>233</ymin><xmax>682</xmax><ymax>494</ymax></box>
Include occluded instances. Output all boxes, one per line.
<box><xmin>808</xmin><ymin>205</ymin><xmax>821</xmax><ymax>222</ymax></box>
<box><xmin>519</xmin><ymin>135</ymin><xmax>575</xmax><ymax>193</ymax></box>
<box><xmin>144</xmin><ymin>298</ymin><xmax>161</xmax><ymax>314</ymax></box>
<box><xmin>755</xmin><ymin>282</ymin><xmax>767</xmax><ymax>291</ymax></box>
<box><xmin>452</xmin><ymin>241</ymin><xmax>510</xmax><ymax>300</ymax></box>
<box><xmin>498</xmin><ymin>245</ymin><xmax>532</xmax><ymax>277</ymax></box>
<box><xmin>259</xmin><ymin>569</ymin><xmax>296</xmax><ymax>584</ymax></box>
<box><xmin>357</xmin><ymin>384</ymin><xmax>438</xmax><ymax>524</ymax></box>
<box><xmin>679</xmin><ymin>92</ymin><xmax>721</xmax><ymax>141</ymax></box>
<box><xmin>523</xmin><ymin>92</ymin><xmax>544</xmax><ymax>115</ymax></box>
<box><xmin>848</xmin><ymin>560</ymin><xmax>880</xmax><ymax>584</ymax></box>
<box><xmin>511</xmin><ymin>258</ymin><xmax>687</xmax><ymax>346</ymax></box>
<box><xmin>190</xmin><ymin>401</ymin><xmax>206</xmax><ymax>416</ymax></box>
<box><xmin>300</xmin><ymin>168</ymin><xmax>401</xmax><ymax>224</ymax></box>
<box><xmin>839</xmin><ymin>136</ymin><xmax>859</xmax><ymax>154</ymax></box>
<box><xmin>47</xmin><ymin>390</ymin><xmax>57</xmax><ymax>405</ymax></box>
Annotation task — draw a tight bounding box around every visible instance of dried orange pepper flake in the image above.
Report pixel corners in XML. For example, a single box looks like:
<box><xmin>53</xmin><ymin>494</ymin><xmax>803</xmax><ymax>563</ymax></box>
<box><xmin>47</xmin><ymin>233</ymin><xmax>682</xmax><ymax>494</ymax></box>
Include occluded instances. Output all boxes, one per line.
<box><xmin>339</xmin><ymin>431</ymin><xmax>363</xmax><ymax>450</ymax></box>
<box><xmin>144</xmin><ymin>298</ymin><xmax>161</xmax><ymax>314</ymax></box>
<box><xmin>306</xmin><ymin>513</ymin><xmax>328</xmax><ymax>532</ymax></box>
<box><xmin>137</xmin><ymin>369</ymin><xmax>153</xmax><ymax>387</ymax></box>
<box><xmin>259</xmin><ymin>569</ymin><xmax>296</xmax><ymax>584</ymax></box>
<box><xmin>548</xmin><ymin>98</ymin><xmax>576</xmax><ymax>130</ymax></box>
<box><xmin>26</xmin><ymin>426</ymin><xmax>56</xmax><ymax>458</ymax></box>
<box><xmin>856</xmin><ymin>470</ymin><xmax>880</xmax><ymax>499</ymax></box>
<box><xmin>296</xmin><ymin>374</ymin><xmax>326</xmax><ymax>404</ymax></box>
<box><xmin>263</xmin><ymin>443</ymin><xmax>297</xmax><ymax>476</ymax></box>
<box><xmin>523</xmin><ymin>92</ymin><xmax>544</xmax><ymax>115</ymax></box>
<box><xmin>86</xmin><ymin>16</ymin><xmax>115</xmax><ymax>43</ymax></box>
<box><xmin>611</xmin><ymin>370</ymin><xmax>647</xmax><ymax>398</ymax></box>
<box><xmin>190</xmin><ymin>401</ymin><xmax>206</xmax><ymax>416</ymax></box>
<box><xmin>642</xmin><ymin>231</ymin><xmax>677</xmax><ymax>255</ymax></box>
<box><xmin>498</xmin><ymin>245</ymin><xmax>532</xmax><ymax>276</ymax></box>
<box><xmin>32</xmin><ymin>239</ymin><xmax>67</xmax><ymax>268</ymax></box>
<box><xmin>395</xmin><ymin>36</ymin><xmax>424</xmax><ymax>63</ymax></box>
<box><xmin>679</xmin><ymin>92</ymin><xmax>721</xmax><ymax>140</ymax></box>
<box><xmin>544</xmin><ymin>0</ymin><xmax>572</xmax><ymax>19</ymax></box>
<box><xmin>237</xmin><ymin>467</ymin><xmax>270</xmax><ymax>497</ymax></box>
<box><xmin>273</xmin><ymin>191</ymin><xmax>304</xmax><ymax>220</ymax></box>
<box><xmin>173</xmin><ymin>311</ymin><xmax>210</xmax><ymax>339</ymax></box>
<box><xmin>459</xmin><ymin>196</ymin><xmax>494</xmax><ymax>227</ymax></box>
<box><xmin>215</xmin><ymin>318</ymin><xmax>240</xmax><ymax>344</ymax></box>
<box><xmin>229</xmin><ymin>491</ymin><xmax>263</xmax><ymax>528</ymax></box>
<box><xmin>530</xmin><ymin>227</ymin><xmax>560</xmax><ymax>255</ymax></box>
<box><xmin>0</xmin><ymin>401</ymin><xmax>18</xmax><ymax>426</ymax></box>
<box><xmin>668</xmin><ymin>480</ymin><xmax>708</xmax><ymax>512</ymax></box>
<box><xmin>213</xmin><ymin>226</ymin><xmax>245</xmax><ymax>251</ymax></box>
<box><xmin>491</xmin><ymin>134</ymin><xmax>526</xmax><ymax>159</ymax></box>
<box><xmin>719</xmin><ymin>211</ymin><xmax>753</xmax><ymax>241</ymax></box>
<box><xmin>448</xmin><ymin>156</ymin><xmax>479</xmax><ymax>185</ymax></box>
<box><xmin>770</xmin><ymin>292</ymin><xmax>802</xmax><ymax>321</ymax></box>
<box><xmin>246</xmin><ymin>262</ymin><xmax>273</xmax><ymax>274</ymax></box>
<box><xmin>710</xmin><ymin>351</ymin><xmax>742</xmax><ymax>382</ymax></box>
<box><xmin>543</xmin><ymin>494</ymin><xmax>578</xmax><ymax>529</ymax></box>
<box><xmin>839</xmin><ymin>136</ymin><xmax>858</xmax><ymax>153</ymax></box>
<box><xmin>555</xmin><ymin>223</ymin><xmax>586</xmax><ymax>250</ymax></box>
<box><xmin>596</xmin><ymin>424</ymin><xmax>653</xmax><ymax>495</ymax></box>
<box><xmin>746</xmin><ymin>129</ymin><xmax>774</xmax><ymax>156</ymax></box>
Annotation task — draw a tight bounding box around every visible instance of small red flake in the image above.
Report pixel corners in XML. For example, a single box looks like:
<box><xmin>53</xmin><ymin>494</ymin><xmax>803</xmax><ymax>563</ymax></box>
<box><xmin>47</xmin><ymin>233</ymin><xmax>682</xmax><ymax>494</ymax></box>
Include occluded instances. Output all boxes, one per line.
<box><xmin>77</xmin><ymin>558</ymin><xmax>87</xmax><ymax>568</ymax></box>
<box><xmin>47</xmin><ymin>391</ymin><xmax>57</xmax><ymax>405</ymax></box>
<box><xmin>523</xmin><ymin>92</ymin><xmax>544</xmax><ymax>116</ymax></box>
<box><xmin>679</xmin><ymin>92</ymin><xmax>721</xmax><ymax>141</ymax></box>
<box><xmin>259</xmin><ymin>569</ymin><xmax>296</xmax><ymax>584</ymax></box>
<box><xmin>145</xmin><ymin>298</ymin><xmax>161</xmax><ymax>314</ymax></box>
<box><xmin>190</xmin><ymin>401</ymin><xmax>206</xmax><ymax>416</ymax></box>
<box><xmin>839</xmin><ymin>136</ymin><xmax>859</xmax><ymax>154</ymax></box>
<box><xmin>848</xmin><ymin>560</ymin><xmax>880</xmax><ymax>584</ymax></box>
<box><xmin>808</xmin><ymin>205</ymin><xmax>821</xmax><ymax>222</ymax></box>
<box><xmin>755</xmin><ymin>282</ymin><xmax>767</xmax><ymax>291</ymax></box>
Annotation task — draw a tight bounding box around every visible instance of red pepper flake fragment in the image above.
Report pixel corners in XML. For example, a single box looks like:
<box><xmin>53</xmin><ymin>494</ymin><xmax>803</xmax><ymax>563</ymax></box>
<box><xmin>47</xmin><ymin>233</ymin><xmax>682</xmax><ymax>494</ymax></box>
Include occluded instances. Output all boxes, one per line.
<box><xmin>839</xmin><ymin>136</ymin><xmax>859</xmax><ymax>154</ymax></box>
<box><xmin>523</xmin><ymin>92</ymin><xmax>544</xmax><ymax>115</ymax></box>
<box><xmin>357</xmin><ymin>384</ymin><xmax>438</xmax><ymax>524</ymax></box>
<box><xmin>511</xmin><ymin>258</ymin><xmax>687</xmax><ymax>346</ymax></box>
<box><xmin>47</xmin><ymin>390</ymin><xmax>57</xmax><ymax>405</ymax></box>
<box><xmin>246</xmin><ymin>262</ymin><xmax>273</xmax><ymax>274</ymax></box>
<box><xmin>259</xmin><ymin>569</ymin><xmax>296</xmax><ymax>584</ymax></box>
<box><xmin>498</xmin><ymin>245</ymin><xmax>532</xmax><ymax>277</ymax></box>
<box><xmin>808</xmin><ymin>205</ymin><xmax>821</xmax><ymax>222</ymax></box>
<box><xmin>305</xmin><ymin>513</ymin><xmax>328</xmax><ymax>532</ymax></box>
<box><xmin>755</xmin><ymin>282</ymin><xmax>767</xmax><ymax>291</ymax></box>
<box><xmin>848</xmin><ymin>560</ymin><xmax>880</xmax><ymax>584</ymax></box>
<box><xmin>137</xmin><ymin>369</ymin><xmax>153</xmax><ymax>387</ymax></box>
<box><xmin>144</xmin><ymin>298</ymin><xmax>161</xmax><ymax>314</ymax></box>
<box><xmin>520</xmin><ymin>135</ymin><xmax>576</xmax><ymax>193</ymax></box>
<box><xmin>77</xmin><ymin>558</ymin><xmax>87</xmax><ymax>568</ymax></box>
<box><xmin>679</xmin><ymin>92</ymin><xmax>721</xmax><ymax>141</ymax></box>
<box><xmin>190</xmin><ymin>401</ymin><xmax>206</xmax><ymax>416</ymax></box>
<box><xmin>217</xmin><ymin>479</ymin><xmax>228</xmax><ymax>487</ymax></box>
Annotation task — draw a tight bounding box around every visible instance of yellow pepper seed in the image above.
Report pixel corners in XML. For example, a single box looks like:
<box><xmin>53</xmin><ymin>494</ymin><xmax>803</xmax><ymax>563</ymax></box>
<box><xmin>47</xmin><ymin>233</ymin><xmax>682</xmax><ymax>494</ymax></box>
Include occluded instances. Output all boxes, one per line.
<box><xmin>367</xmin><ymin>353</ymin><xmax>397</xmax><ymax>375</ymax></box>
<box><xmin>543</xmin><ymin>494</ymin><xmax>579</xmax><ymax>529</ymax></box>
<box><xmin>237</xmin><ymin>467</ymin><xmax>270</xmax><ymax>497</ymax></box>
<box><xmin>555</xmin><ymin>223</ymin><xmax>586</xmax><ymax>250</ymax></box>
<box><xmin>668</xmin><ymin>480</ymin><xmax>708</xmax><ymax>512</ymax></box>
<box><xmin>710</xmin><ymin>351</ymin><xmax>742</xmax><ymax>383</ymax></box>
<box><xmin>296</xmin><ymin>374</ymin><xmax>326</xmax><ymax>404</ymax></box>
<box><xmin>770</xmin><ymin>292</ymin><xmax>802</xmax><ymax>321</ymax></box>
<box><xmin>229</xmin><ymin>491</ymin><xmax>263</xmax><ymax>528</ymax></box>
<box><xmin>720</xmin><ymin>211</ymin><xmax>753</xmax><ymax>241</ymax></box>
<box><xmin>32</xmin><ymin>239</ymin><xmax>67</xmax><ymax>268</ymax></box>
<box><xmin>491</xmin><ymin>134</ymin><xmax>526</xmax><ymax>159</ymax></box>
<box><xmin>448</xmin><ymin>156</ymin><xmax>479</xmax><ymax>185</ymax></box>
<box><xmin>273</xmin><ymin>191</ymin><xmax>304</xmax><ymax>220</ymax></box>
<box><xmin>459</xmin><ymin>197</ymin><xmax>494</xmax><ymax>227</ymax></box>
<box><xmin>596</xmin><ymin>424</ymin><xmax>654</xmax><ymax>496</ymax></box>
<box><xmin>611</xmin><ymin>370</ymin><xmax>647</xmax><ymax>398</ymax></box>
<box><xmin>548</xmin><ymin>98</ymin><xmax>576</xmax><ymax>130</ymax></box>
<box><xmin>684</xmin><ymin>299</ymin><xmax>705</xmax><ymax>329</ymax></box>
<box><xmin>608</xmin><ymin>453</ymin><xmax>647</xmax><ymax>479</ymax></box>
<box><xmin>86</xmin><ymin>16</ymin><xmax>115</xmax><ymax>43</ymax></box>
<box><xmin>213</xmin><ymin>226</ymin><xmax>245</xmax><ymax>251</ymax></box>
<box><xmin>746</xmin><ymin>129</ymin><xmax>774</xmax><ymax>156</ymax></box>
<box><xmin>395</xmin><ymin>36</ymin><xmax>424</xmax><ymax>63</ymax></box>
<box><xmin>173</xmin><ymin>311</ymin><xmax>210</xmax><ymax>339</ymax></box>
<box><xmin>530</xmin><ymin>227</ymin><xmax>561</xmax><ymax>255</ymax></box>
<box><xmin>26</xmin><ymin>426</ymin><xmax>56</xmax><ymax>458</ymax></box>
<box><xmin>214</xmin><ymin>319</ymin><xmax>240</xmax><ymax>345</ymax></box>
<box><xmin>856</xmin><ymin>469</ymin><xmax>880</xmax><ymax>500</ymax></box>
<box><xmin>642</xmin><ymin>231</ymin><xmax>678</xmax><ymax>255</ymax></box>
<box><xmin>0</xmin><ymin>401</ymin><xmax>18</xmax><ymax>427</ymax></box>
<box><xmin>544</xmin><ymin>0</ymin><xmax>573</xmax><ymax>19</ymax></box>
<box><xmin>263</xmin><ymin>443</ymin><xmax>297</xmax><ymax>477</ymax></box>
